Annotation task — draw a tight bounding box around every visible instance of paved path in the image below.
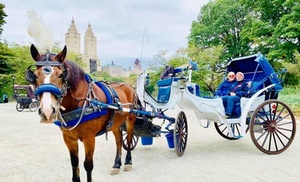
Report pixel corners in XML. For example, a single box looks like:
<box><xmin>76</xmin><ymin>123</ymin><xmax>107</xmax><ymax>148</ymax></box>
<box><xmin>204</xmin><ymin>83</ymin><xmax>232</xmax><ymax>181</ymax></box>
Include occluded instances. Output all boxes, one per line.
<box><xmin>0</xmin><ymin>102</ymin><xmax>299</xmax><ymax>182</ymax></box>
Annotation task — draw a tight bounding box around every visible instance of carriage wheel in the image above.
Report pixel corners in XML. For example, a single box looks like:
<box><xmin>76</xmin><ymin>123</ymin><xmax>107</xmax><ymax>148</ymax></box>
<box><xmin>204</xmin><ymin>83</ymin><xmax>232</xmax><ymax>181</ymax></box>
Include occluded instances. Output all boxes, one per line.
<box><xmin>214</xmin><ymin>122</ymin><xmax>242</xmax><ymax>140</ymax></box>
<box><xmin>122</xmin><ymin>130</ymin><xmax>139</xmax><ymax>151</ymax></box>
<box><xmin>174</xmin><ymin>111</ymin><xmax>188</xmax><ymax>156</ymax></box>
<box><xmin>250</xmin><ymin>100</ymin><xmax>296</xmax><ymax>155</ymax></box>
<box><xmin>16</xmin><ymin>103</ymin><xmax>24</xmax><ymax>112</ymax></box>
<box><xmin>29</xmin><ymin>102</ymin><xmax>38</xmax><ymax>112</ymax></box>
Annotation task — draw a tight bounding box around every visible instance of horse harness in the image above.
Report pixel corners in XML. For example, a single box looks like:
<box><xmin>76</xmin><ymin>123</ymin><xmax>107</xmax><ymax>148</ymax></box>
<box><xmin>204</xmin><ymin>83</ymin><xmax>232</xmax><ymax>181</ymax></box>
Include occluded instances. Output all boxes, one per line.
<box><xmin>25</xmin><ymin>52</ymin><xmax>130</xmax><ymax>134</ymax></box>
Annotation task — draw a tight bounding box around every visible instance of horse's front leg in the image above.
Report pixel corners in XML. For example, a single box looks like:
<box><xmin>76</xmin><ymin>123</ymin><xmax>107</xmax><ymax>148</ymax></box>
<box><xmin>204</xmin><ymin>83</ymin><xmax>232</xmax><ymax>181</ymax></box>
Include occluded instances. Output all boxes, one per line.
<box><xmin>82</xmin><ymin>136</ymin><xmax>96</xmax><ymax>182</ymax></box>
<box><xmin>123</xmin><ymin>119</ymin><xmax>134</xmax><ymax>172</ymax></box>
<box><xmin>63</xmin><ymin>135</ymin><xmax>80</xmax><ymax>182</ymax></box>
<box><xmin>110</xmin><ymin>128</ymin><xmax>123</xmax><ymax>175</ymax></box>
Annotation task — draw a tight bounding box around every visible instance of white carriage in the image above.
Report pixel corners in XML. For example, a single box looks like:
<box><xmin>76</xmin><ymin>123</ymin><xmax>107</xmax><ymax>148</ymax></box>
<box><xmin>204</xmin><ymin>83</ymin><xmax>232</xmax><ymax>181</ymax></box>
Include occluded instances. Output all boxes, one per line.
<box><xmin>133</xmin><ymin>53</ymin><xmax>296</xmax><ymax>155</ymax></box>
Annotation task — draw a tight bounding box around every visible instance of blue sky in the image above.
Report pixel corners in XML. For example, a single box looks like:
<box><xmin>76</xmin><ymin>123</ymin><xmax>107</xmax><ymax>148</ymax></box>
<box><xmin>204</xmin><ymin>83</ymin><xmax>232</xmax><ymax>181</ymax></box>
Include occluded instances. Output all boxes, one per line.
<box><xmin>1</xmin><ymin>0</ymin><xmax>209</xmax><ymax>69</ymax></box>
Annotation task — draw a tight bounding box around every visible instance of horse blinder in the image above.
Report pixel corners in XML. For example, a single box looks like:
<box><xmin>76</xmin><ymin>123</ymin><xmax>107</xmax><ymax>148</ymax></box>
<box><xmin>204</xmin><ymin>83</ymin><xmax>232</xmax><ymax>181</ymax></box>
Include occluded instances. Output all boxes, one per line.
<box><xmin>25</xmin><ymin>64</ymin><xmax>69</xmax><ymax>84</ymax></box>
<box><xmin>60</xmin><ymin>67</ymin><xmax>69</xmax><ymax>82</ymax></box>
<box><xmin>25</xmin><ymin>65</ymin><xmax>37</xmax><ymax>84</ymax></box>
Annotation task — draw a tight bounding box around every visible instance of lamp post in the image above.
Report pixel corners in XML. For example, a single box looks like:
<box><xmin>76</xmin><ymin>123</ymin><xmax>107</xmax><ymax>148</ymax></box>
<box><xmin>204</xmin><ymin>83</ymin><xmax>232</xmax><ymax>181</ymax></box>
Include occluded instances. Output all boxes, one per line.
<box><xmin>12</xmin><ymin>74</ymin><xmax>15</xmax><ymax>98</ymax></box>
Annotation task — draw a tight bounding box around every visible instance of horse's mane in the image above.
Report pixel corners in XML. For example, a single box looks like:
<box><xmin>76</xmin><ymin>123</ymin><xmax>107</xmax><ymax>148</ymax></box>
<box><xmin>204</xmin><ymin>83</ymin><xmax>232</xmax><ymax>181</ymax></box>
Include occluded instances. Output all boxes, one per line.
<box><xmin>63</xmin><ymin>60</ymin><xmax>85</xmax><ymax>90</ymax></box>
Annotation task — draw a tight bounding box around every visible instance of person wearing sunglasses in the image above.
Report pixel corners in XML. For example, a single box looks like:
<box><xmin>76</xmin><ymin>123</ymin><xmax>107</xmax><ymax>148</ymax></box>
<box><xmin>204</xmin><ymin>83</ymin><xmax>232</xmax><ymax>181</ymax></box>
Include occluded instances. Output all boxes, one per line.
<box><xmin>215</xmin><ymin>71</ymin><xmax>237</xmax><ymax>97</ymax></box>
<box><xmin>222</xmin><ymin>72</ymin><xmax>249</xmax><ymax>118</ymax></box>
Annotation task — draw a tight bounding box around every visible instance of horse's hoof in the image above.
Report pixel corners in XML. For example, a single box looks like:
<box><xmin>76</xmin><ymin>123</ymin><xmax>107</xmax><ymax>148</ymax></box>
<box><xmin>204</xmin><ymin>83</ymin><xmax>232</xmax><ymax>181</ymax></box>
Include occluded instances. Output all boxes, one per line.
<box><xmin>110</xmin><ymin>168</ymin><xmax>120</xmax><ymax>175</ymax></box>
<box><xmin>123</xmin><ymin>164</ymin><xmax>132</xmax><ymax>172</ymax></box>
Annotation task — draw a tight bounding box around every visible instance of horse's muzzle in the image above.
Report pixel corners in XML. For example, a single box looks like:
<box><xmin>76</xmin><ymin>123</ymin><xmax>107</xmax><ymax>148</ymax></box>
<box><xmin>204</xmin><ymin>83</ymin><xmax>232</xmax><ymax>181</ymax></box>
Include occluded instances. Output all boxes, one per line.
<box><xmin>38</xmin><ymin>106</ymin><xmax>57</xmax><ymax>123</ymax></box>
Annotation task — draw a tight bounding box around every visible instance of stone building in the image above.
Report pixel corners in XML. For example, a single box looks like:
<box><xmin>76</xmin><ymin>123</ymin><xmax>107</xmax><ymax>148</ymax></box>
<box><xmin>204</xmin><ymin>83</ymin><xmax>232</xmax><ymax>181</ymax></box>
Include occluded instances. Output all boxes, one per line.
<box><xmin>102</xmin><ymin>59</ymin><xmax>142</xmax><ymax>78</ymax></box>
<box><xmin>65</xmin><ymin>18</ymin><xmax>101</xmax><ymax>73</ymax></box>
<box><xmin>102</xmin><ymin>61</ymin><xmax>124</xmax><ymax>77</ymax></box>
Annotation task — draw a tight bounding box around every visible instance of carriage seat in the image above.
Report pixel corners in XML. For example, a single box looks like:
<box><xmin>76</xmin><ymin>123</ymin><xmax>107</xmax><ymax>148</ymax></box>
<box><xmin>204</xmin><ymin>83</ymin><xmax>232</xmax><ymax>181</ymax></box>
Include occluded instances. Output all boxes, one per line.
<box><xmin>157</xmin><ymin>77</ymin><xmax>177</xmax><ymax>103</ymax></box>
<box><xmin>187</xmin><ymin>84</ymin><xmax>201</xmax><ymax>97</ymax></box>
<box><xmin>16</xmin><ymin>97</ymin><xmax>32</xmax><ymax>104</ymax></box>
<box><xmin>248</xmin><ymin>81</ymin><xmax>264</xmax><ymax>96</ymax></box>
<box><xmin>232</xmin><ymin>80</ymin><xmax>265</xmax><ymax>116</ymax></box>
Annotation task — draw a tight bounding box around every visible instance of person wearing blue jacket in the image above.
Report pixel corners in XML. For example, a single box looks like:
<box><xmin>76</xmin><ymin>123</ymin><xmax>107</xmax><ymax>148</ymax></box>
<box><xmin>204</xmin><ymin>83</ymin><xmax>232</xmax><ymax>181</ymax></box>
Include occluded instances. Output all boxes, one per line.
<box><xmin>215</xmin><ymin>72</ymin><xmax>237</xmax><ymax>97</ymax></box>
<box><xmin>222</xmin><ymin>72</ymin><xmax>249</xmax><ymax>118</ymax></box>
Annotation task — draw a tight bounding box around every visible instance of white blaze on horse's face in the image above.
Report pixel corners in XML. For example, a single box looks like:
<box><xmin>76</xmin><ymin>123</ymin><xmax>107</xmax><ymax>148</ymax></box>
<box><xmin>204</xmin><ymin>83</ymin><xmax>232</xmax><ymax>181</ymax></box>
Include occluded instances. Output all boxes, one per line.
<box><xmin>38</xmin><ymin>66</ymin><xmax>61</xmax><ymax>123</ymax></box>
<box><xmin>41</xmin><ymin>69</ymin><xmax>54</xmax><ymax>122</ymax></box>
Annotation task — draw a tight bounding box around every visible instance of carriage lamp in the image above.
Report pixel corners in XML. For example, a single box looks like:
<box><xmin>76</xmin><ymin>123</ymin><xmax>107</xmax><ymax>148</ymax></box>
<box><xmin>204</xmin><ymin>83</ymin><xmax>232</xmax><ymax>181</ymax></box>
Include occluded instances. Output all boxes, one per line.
<box><xmin>178</xmin><ymin>77</ymin><xmax>187</xmax><ymax>90</ymax></box>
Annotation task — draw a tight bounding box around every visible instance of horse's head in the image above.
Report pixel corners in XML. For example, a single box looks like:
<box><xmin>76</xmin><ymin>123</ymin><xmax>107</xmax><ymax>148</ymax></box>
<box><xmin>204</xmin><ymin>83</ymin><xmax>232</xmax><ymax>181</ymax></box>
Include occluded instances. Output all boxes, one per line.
<box><xmin>27</xmin><ymin>44</ymin><xmax>69</xmax><ymax>123</ymax></box>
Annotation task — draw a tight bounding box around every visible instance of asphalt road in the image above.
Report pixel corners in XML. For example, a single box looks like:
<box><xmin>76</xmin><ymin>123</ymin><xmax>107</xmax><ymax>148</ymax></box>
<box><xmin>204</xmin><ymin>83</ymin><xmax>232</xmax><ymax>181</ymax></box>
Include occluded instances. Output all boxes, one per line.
<box><xmin>1</xmin><ymin>102</ymin><xmax>299</xmax><ymax>182</ymax></box>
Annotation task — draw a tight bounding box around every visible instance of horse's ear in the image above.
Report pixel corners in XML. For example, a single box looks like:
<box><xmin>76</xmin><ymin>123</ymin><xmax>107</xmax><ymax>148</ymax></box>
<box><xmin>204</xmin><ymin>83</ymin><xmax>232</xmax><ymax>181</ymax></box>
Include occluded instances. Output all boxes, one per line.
<box><xmin>56</xmin><ymin>46</ymin><xmax>67</xmax><ymax>63</ymax></box>
<box><xmin>30</xmin><ymin>44</ymin><xmax>40</xmax><ymax>61</ymax></box>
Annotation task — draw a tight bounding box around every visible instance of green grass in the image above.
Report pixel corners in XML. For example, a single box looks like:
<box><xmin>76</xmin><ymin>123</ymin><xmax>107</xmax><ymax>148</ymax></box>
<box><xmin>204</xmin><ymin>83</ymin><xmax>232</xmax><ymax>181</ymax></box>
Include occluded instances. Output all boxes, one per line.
<box><xmin>278</xmin><ymin>87</ymin><xmax>300</xmax><ymax>116</ymax></box>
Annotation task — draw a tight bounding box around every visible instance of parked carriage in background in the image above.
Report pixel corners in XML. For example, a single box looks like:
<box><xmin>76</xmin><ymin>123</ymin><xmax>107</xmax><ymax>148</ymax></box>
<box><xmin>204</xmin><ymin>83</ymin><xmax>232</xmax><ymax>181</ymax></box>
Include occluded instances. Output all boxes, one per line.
<box><xmin>14</xmin><ymin>85</ymin><xmax>39</xmax><ymax>112</ymax></box>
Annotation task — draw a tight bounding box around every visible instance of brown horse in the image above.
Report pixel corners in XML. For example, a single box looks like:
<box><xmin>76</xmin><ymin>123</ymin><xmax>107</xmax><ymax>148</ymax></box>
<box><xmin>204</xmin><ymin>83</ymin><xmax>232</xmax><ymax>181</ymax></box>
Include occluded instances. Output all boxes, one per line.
<box><xmin>27</xmin><ymin>44</ymin><xmax>137</xmax><ymax>182</ymax></box>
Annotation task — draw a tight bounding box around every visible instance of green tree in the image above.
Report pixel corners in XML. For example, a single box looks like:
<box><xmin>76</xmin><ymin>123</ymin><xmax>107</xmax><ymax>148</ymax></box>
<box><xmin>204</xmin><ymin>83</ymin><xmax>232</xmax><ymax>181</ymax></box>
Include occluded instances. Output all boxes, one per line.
<box><xmin>189</xmin><ymin>0</ymin><xmax>251</xmax><ymax>60</ymax></box>
<box><xmin>282</xmin><ymin>52</ymin><xmax>300</xmax><ymax>86</ymax></box>
<box><xmin>188</xmin><ymin>44</ymin><xmax>226</xmax><ymax>93</ymax></box>
<box><xmin>0</xmin><ymin>3</ymin><xmax>7</xmax><ymax>35</ymax></box>
<box><xmin>242</xmin><ymin>0</ymin><xmax>300</xmax><ymax>85</ymax></box>
<box><xmin>242</xmin><ymin>0</ymin><xmax>300</xmax><ymax>61</ymax></box>
<box><xmin>270</xmin><ymin>1</ymin><xmax>300</xmax><ymax>62</ymax></box>
<box><xmin>0</xmin><ymin>43</ymin><xmax>15</xmax><ymax>97</ymax></box>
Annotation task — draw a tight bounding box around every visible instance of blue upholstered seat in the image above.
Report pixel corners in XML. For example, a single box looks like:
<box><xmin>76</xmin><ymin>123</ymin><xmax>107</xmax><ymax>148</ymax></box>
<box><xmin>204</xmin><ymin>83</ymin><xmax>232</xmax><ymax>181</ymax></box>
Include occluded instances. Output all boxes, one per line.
<box><xmin>156</xmin><ymin>78</ymin><xmax>177</xmax><ymax>103</ymax></box>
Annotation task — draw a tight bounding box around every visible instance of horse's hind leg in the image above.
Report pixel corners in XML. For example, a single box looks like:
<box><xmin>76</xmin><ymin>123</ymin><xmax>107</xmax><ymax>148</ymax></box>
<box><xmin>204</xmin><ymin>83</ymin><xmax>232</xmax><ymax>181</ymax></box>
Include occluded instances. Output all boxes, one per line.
<box><xmin>63</xmin><ymin>135</ymin><xmax>81</xmax><ymax>182</ymax></box>
<box><xmin>82</xmin><ymin>137</ymin><xmax>95</xmax><ymax>182</ymax></box>
<box><xmin>110</xmin><ymin>128</ymin><xmax>123</xmax><ymax>175</ymax></box>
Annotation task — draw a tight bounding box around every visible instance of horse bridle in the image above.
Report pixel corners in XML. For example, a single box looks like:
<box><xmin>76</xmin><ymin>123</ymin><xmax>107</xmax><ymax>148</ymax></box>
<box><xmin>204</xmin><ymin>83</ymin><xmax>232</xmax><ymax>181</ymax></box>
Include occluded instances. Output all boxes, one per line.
<box><xmin>26</xmin><ymin>51</ymin><xmax>69</xmax><ymax>100</ymax></box>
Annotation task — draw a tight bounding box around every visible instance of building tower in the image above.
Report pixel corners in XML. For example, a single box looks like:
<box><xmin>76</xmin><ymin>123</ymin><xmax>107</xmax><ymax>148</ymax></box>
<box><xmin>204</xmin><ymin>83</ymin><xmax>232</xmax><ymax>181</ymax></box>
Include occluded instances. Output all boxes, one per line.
<box><xmin>65</xmin><ymin>18</ymin><xmax>80</xmax><ymax>54</ymax></box>
<box><xmin>65</xmin><ymin>19</ymin><xmax>101</xmax><ymax>73</ymax></box>
<box><xmin>83</xmin><ymin>22</ymin><xmax>101</xmax><ymax>73</ymax></box>
<box><xmin>134</xmin><ymin>58</ymin><xmax>142</xmax><ymax>74</ymax></box>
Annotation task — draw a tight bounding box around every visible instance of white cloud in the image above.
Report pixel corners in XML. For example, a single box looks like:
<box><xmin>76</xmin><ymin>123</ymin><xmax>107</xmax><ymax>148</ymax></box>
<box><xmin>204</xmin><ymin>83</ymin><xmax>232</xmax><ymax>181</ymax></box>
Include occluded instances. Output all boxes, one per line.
<box><xmin>1</xmin><ymin>0</ymin><xmax>209</xmax><ymax>67</ymax></box>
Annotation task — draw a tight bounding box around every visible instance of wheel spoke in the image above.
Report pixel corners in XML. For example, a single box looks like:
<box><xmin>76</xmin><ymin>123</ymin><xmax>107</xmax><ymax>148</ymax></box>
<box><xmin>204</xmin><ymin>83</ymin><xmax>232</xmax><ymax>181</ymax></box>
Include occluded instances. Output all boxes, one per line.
<box><xmin>274</xmin><ymin>129</ymin><xmax>286</xmax><ymax>148</ymax></box>
<box><xmin>274</xmin><ymin>103</ymin><xmax>285</xmax><ymax>121</ymax></box>
<box><xmin>275</xmin><ymin>127</ymin><xmax>293</xmax><ymax>140</ymax></box>
<box><xmin>270</xmin><ymin>132</ymin><xmax>277</xmax><ymax>151</ymax></box>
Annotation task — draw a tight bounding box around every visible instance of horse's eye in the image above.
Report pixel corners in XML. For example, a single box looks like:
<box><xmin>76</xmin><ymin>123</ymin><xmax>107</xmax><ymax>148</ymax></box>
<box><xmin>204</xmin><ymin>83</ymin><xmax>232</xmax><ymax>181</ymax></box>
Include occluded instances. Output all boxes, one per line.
<box><xmin>59</xmin><ymin>74</ymin><xmax>64</xmax><ymax>79</ymax></box>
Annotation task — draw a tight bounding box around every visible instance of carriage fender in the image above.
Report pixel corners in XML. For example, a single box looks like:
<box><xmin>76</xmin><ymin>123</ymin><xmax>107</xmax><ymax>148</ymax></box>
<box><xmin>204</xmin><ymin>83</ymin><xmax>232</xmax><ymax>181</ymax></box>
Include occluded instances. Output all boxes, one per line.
<box><xmin>240</xmin><ymin>84</ymin><xmax>276</xmax><ymax>137</ymax></box>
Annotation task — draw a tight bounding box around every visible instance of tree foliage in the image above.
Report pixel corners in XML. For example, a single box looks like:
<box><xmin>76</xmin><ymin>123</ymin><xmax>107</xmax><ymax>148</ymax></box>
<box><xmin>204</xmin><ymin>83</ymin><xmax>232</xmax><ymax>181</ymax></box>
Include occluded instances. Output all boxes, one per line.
<box><xmin>189</xmin><ymin>0</ymin><xmax>300</xmax><ymax>86</ymax></box>
<box><xmin>188</xmin><ymin>45</ymin><xmax>226</xmax><ymax>93</ymax></box>
<box><xmin>0</xmin><ymin>3</ymin><xmax>7</xmax><ymax>35</ymax></box>
<box><xmin>189</xmin><ymin>0</ymin><xmax>252</xmax><ymax>60</ymax></box>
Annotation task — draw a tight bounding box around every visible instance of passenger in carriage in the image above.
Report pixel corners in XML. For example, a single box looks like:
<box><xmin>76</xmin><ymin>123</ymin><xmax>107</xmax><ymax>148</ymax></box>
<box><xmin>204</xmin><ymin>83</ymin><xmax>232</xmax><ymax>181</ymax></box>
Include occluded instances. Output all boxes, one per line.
<box><xmin>222</xmin><ymin>72</ymin><xmax>249</xmax><ymax>118</ymax></box>
<box><xmin>215</xmin><ymin>71</ymin><xmax>237</xmax><ymax>97</ymax></box>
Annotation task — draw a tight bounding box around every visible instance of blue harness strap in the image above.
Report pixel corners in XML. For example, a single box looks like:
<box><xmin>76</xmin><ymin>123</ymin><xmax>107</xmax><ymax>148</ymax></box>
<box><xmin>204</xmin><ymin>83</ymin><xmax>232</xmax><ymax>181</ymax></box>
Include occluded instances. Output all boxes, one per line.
<box><xmin>54</xmin><ymin>107</ymin><xmax>108</xmax><ymax>126</ymax></box>
<box><xmin>54</xmin><ymin>76</ymin><xmax>119</xmax><ymax>127</ymax></box>
<box><xmin>35</xmin><ymin>83</ymin><xmax>62</xmax><ymax>98</ymax></box>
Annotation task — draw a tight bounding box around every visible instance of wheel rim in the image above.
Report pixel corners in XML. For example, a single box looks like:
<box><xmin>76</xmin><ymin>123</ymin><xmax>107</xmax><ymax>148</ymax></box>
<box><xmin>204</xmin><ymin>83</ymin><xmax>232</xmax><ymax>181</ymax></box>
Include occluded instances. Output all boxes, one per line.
<box><xmin>174</xmin><ymin>111</ymin><xmax>188</xmax><ymax>156</ymax></box>
<box><xmin>16</xmin><ymin>103</ymin><xmax>24</xmax><ymax>112</ymax></box>
<box><xmin>29</xmin><ymin>102</ymin><xmax>38</xmax><ymax>112</ymax></box>
<box><xmin>122</xmin><ymin>130</ymin><xmax>139</xmax><ymax>151</ymax></box>
<box><xmin>250</xmin><ymin>100</ymin><xmax>296</xmax><ymax>154</ymax></box>
<box><xmin>214</xmin><ymin>122</ymin><xmax>241</xmax><ymax>140</ymax></box>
